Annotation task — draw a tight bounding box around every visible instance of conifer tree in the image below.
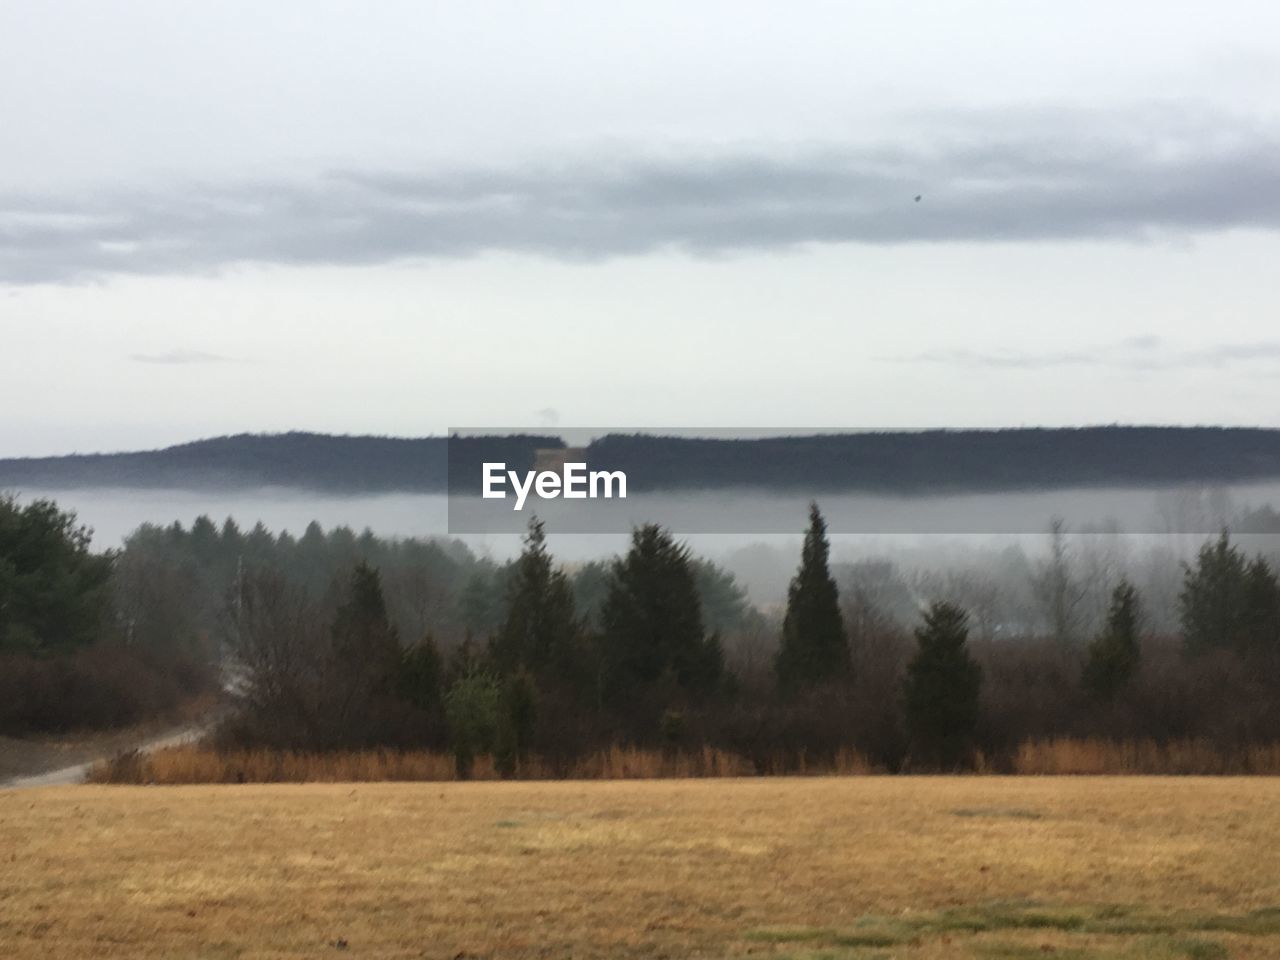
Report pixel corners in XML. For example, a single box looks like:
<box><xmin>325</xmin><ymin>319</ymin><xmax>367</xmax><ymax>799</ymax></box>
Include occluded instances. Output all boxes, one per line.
<box><xmin>1241</xmin><ymin>556</ymin><xmax>1280</xmax><ymax>668</ymax></box>
<box><xmin>0</xmin><ymin>495</ymin><xmax>113</xmax><ymax>653</ymax></box>
<box><xmin>331</xmin><ymin>560</ymin><xmax>401</xmax><ymax>682</ymax></box>
<box><xmin>1083</xmin><ymin>580</ymin><xmax>1142</xmax><ymax>700</ymax></box>
<box><xmin>1180</xmin><ymin>532</ymin><xmax>1249</xmax><ymax>655</ymax></box>
<box><xmin>494</xmin><ymin>517</ymin><xmax>578</xmax><ymax>674</ymax></box>
<box><xmin>1179</xmin><ymin>531</ymin><xmax>1280</xmax><ymax>661</ymax></box>
<box><xmin>775</xmin><ymin>503</ymin><xmax>849</xmax><ymax>693</ymax></box>
<box><xmin>903</xmin><ymin>601</ymin><xmax>981</xmax><ymax>769</ymax></box>
<box><xmin>601</xmin><ymin>524</ymin><xmax>721</xmax><ymax>695</ymax></box>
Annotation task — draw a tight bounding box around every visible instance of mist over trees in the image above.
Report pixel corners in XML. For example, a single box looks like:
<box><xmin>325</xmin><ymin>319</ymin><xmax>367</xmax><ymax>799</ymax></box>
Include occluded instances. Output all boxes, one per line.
<box><xmin>5</xmin><ymin>489</ymin><xmax>1280</xmax><ymax>772</ymax></box>
<box><xmin>199</xmin><ymin>510</ymin><xmax>1280</xmax><ymax>772</ymax></box>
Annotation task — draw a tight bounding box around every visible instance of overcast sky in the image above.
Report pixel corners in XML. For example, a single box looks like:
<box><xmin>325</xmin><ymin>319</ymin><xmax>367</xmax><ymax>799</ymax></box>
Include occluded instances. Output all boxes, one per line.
<box><xmin>3</xmin><ymin>0</ymin><xmax>1280</xmax><ymax>456</ymax></box>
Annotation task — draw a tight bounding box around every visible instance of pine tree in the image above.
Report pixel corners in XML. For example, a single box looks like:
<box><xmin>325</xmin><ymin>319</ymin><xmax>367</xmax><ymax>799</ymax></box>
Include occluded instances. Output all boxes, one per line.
<box><xmin>903</xmin><ymin>601</ymin><xmax>982</xmax><ymax>769</ymax></box>
<box><xmin>1241</xmin><ymin>556</ymin><xmax>1280</xmax><ymax>668</ymax></box>
<box><xmin>601</xmin><ymin>524</ymin><xmax>721</xmax><ymax>695</ymax></box>
<box><xmin>1178</xmin><ymin>531</ymin><xmax>1280</xmax><ymax>657</ymax></box>
<box><xmin>1083</xmin><ymin>580</ymin><xmax>1142</xmax><ymax>700</ymax></box>
<box><xmin>331</xmin><ymin>561</ymin><xmax>401</xmax><ymax>684</ymax></box>
<box><xmin>775</xmin><ymin>503</ymin><xmax>849</xmax><ymax>693</ymax></box>
<box><xmin>494</xmin><ymin>517</ymin><xmax>578</xmax><ymax>674</ymax></box>
<box><xmin>0</xmin><ymin>495</ymin><xmax>113</xmax><ymax>653</ymax></box>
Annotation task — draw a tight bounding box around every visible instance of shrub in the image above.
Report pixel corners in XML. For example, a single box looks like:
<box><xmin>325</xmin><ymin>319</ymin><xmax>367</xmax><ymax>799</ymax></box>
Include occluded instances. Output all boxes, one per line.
<box><xmin>0</xmin><ymin>646</ymin><xmax>212</xmax><ymax>734</ymax></box>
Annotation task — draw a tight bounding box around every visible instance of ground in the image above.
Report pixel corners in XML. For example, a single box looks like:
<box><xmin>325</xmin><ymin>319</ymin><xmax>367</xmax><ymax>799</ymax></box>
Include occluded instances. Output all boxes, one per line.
<box><xmin>2</xmin><ymin>777</ymin><xmax>1278</xmax><ymax>959</ymax></box>
<box><xmin>0</xmin><ymin>695</ymin><xmax>216</xmax><ymax>785</ymax></box>
<box><xmin>0</xmin><ymin>722</ymin><xmax>194</xmax><ymax>786</ymax></box>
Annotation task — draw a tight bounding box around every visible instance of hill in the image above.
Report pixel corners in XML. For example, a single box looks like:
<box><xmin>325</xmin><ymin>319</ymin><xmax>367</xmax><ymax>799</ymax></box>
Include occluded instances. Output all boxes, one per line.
<box><xmin>3</xmin><ymin>427</ymin><xmax>1280</xmax><ymax>494</ymax></box>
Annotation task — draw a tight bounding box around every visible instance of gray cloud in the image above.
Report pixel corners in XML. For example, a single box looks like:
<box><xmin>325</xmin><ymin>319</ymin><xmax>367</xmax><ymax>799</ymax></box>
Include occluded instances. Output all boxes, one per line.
<box><xmin>890</xmin><ymin>336</ymin><xmax>1280</xmax><ymax>371</ymax></box>
<box><xmin>3</xmin><ymin>107</ymin><xmax>1280</xmax><ymax>284</ymax></box>
<box><xmin>130</xmin><ymin>350</ymin><xmax>233</xmax><ymax>365</ymax></box>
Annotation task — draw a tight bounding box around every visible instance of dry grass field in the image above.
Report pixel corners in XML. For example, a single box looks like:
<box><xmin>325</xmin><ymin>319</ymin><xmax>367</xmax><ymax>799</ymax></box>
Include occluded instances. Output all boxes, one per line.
<box><xmin>3</xmin><ymin>777</ymin><xmax>1279</xmax><ymax>959</ymax></box>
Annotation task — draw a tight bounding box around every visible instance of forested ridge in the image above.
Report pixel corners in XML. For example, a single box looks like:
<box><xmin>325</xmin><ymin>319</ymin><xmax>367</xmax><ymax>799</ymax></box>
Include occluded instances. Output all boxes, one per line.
<box><xmin>6</xmin><ymin>427</ymin><xmax>1280</xmax><ymax>493</ymax></box>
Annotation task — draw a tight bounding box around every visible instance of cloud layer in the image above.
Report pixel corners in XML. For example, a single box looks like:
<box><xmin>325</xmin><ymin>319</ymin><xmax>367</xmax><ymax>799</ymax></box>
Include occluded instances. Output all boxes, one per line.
<box><xmin>890</xmin><ymin>336</ymin><xmax>1280</xmax><ymax>371</ymax></box>
<box><xmin>3</xmin><ymin>108</ymin><xmax>1279</xmax><ymax>284</ymax></box>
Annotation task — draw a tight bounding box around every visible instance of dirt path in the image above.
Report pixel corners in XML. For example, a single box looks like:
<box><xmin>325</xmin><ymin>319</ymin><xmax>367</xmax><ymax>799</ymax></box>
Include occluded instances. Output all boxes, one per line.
<box><xmin>0</xmin><ymin>722</ymin><xmax>210</xmax><ymax>789</ymax></box>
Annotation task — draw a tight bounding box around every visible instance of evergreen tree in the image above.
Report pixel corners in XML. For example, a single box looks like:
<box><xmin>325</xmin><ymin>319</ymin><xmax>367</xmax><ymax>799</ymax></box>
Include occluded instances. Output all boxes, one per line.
<box><xmin>691</xmin><ymin>559</ymin><xmax>755</xmax><ymax>634</ymax></box>
<box><xmin>775</xmin><ymin>503</ymin><xmax>849</xmax><ymax>693</ymax></box>
<box><xmin>459</xmin><ymin>564</ymin><xmax>512</xmax><ymax>639</ymax></box>
<box><xmin>1241</xmin><ymin>556</ymin><xmax>1280</xmax><ymax>668</ymax></box>
<box><xmin>1083</xmin><ymin>580</ymin><xmax>1142</xmax><ymax>700</ymax></box>
<box><xmin>1178</xmin><ymin>532</ymin><xmax>1280</xmax><ymax>658</ymax></box>
<box><xmin>494</xmin><ymin>517</ymin><xmax>578</xmax><ymax>674</ymax></box>
<box><xmin>189</xmin><ymin>515</ymin><xmax>220</xmax><ymax>564</ymax></box>
<box><xmin>331</xmin><ymin>561</ymin><xmax>401</xmax><ymax>684</ymax></box>
<box><xmin>601</xmin><ymin>524</ymin><xmax>721</xmax><ymax>695</ymax></box>
<box><xmin>0</xmin><ymin>495</ymin><xmax>113</xmax><ymax>653</ymax></box>
<box><xmin>903</xmin><ymin>601</ymin><xmax>982</xmax><ymax>769</ymax></box>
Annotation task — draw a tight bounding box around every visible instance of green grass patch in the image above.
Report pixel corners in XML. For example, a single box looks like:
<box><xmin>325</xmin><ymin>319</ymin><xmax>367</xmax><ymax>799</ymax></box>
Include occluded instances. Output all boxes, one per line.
<box><xmin>973</xmin><ymin>943</ymin><xmax>1091</xmax><ymax>960</ymax></box>
<box><xmin>744</xmin><ymin>902</ymin><xmax>1270</xmax><ymax>957</ymax></box>
<box><xmin>770</xmin><ymin>951</ymin><xmax>891</xmax><ymax>960</ymax></box>
<box><xmin>951</xmin><ymin>807</ymin><xmax>1045</xmax><ymax>820</ymax></box>
<box><xmin>744</xmin><ymin>927</ymin><xmax>836</xmax><ymax>944</ymax></box>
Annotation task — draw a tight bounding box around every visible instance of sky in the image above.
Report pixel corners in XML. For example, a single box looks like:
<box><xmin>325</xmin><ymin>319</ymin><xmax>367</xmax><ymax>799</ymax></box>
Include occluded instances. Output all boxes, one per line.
<box><xmin>3</xmin><ymin>0</ymin><xmax>1280</xmax><ymax>456</ymax></box>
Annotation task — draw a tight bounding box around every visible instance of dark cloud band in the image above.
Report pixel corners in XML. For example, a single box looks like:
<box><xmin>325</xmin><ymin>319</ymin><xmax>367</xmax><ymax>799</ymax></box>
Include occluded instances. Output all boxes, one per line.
<box><xmin>3</xmin><ymin>109</ymin><xmax>1279</xmax><ymax>283</ymax></box>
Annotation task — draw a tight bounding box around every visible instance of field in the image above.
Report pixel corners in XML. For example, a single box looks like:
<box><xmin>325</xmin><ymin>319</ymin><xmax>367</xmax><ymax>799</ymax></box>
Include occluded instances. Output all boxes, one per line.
<box><xmin>3</xmin><ymin>778</ymin><xmax>1279</xmax><ymax>959</ymax></box>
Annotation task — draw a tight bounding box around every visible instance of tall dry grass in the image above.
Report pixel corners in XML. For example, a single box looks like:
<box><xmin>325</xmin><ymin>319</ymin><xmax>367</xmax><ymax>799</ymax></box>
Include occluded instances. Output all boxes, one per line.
<box><xmin>1014</xmin><ymin>738</ymin><xmax>1280</xmax><ymax>775</ymax></box>
<box><xmin>88</xmin><ymin>744</ymin><xmax>877</xmax><ymax>784</ymax></box>
<box><xmin>89</xmin><ymin>739</ymin><xmax>1280</xmax><ymax>783</ymax></box>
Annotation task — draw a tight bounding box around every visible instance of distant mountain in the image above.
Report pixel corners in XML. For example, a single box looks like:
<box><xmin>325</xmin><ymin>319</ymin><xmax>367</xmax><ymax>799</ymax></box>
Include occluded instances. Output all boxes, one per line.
<box><xmin>0</xmin><ymin>432</ymin><xmax>562</xmax><ymax>493</ymax></box>
<box><xmin>587</xmin><ymin>428</ymin><xmax>1280</xmax><ymax>493</ymax></box>
<box><xmin>3</xmin><ymin>427</ymin><xmax>1280</xmax><ymax>495</ymax></box>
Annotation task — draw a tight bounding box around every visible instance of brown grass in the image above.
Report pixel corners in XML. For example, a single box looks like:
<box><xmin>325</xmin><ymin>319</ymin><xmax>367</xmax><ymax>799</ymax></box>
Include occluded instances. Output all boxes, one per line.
<box><xmin>89</xmin><ymin>740</ymin><xmax>1280</xmax><ymax>785</ymax></box>
<box><xmin>3</xmin><ymin>777</ymin><xmax>1280</xmax><ymax>958</ymax></box>
<box><xmin>88</xmin><ymin>744</ymin><xmax>875</xmax><ymax>784</ymax></box>
<box><xmin>1014</xmin><ymin>738</ymin><xmax>1280</xmax><ymax>775</ymax></box>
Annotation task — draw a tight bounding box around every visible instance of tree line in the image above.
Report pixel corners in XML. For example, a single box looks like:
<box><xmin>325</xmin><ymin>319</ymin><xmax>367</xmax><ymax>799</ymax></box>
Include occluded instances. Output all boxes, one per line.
<box><xmin>221</xmin><ymin>506</ymin><xmax>1280</xmax><ymax>773</ymax></box>
<box><xmin>4</xmin><ymin>492</ymin><xmax>1280</xmax><ymax>771</ymax></box>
